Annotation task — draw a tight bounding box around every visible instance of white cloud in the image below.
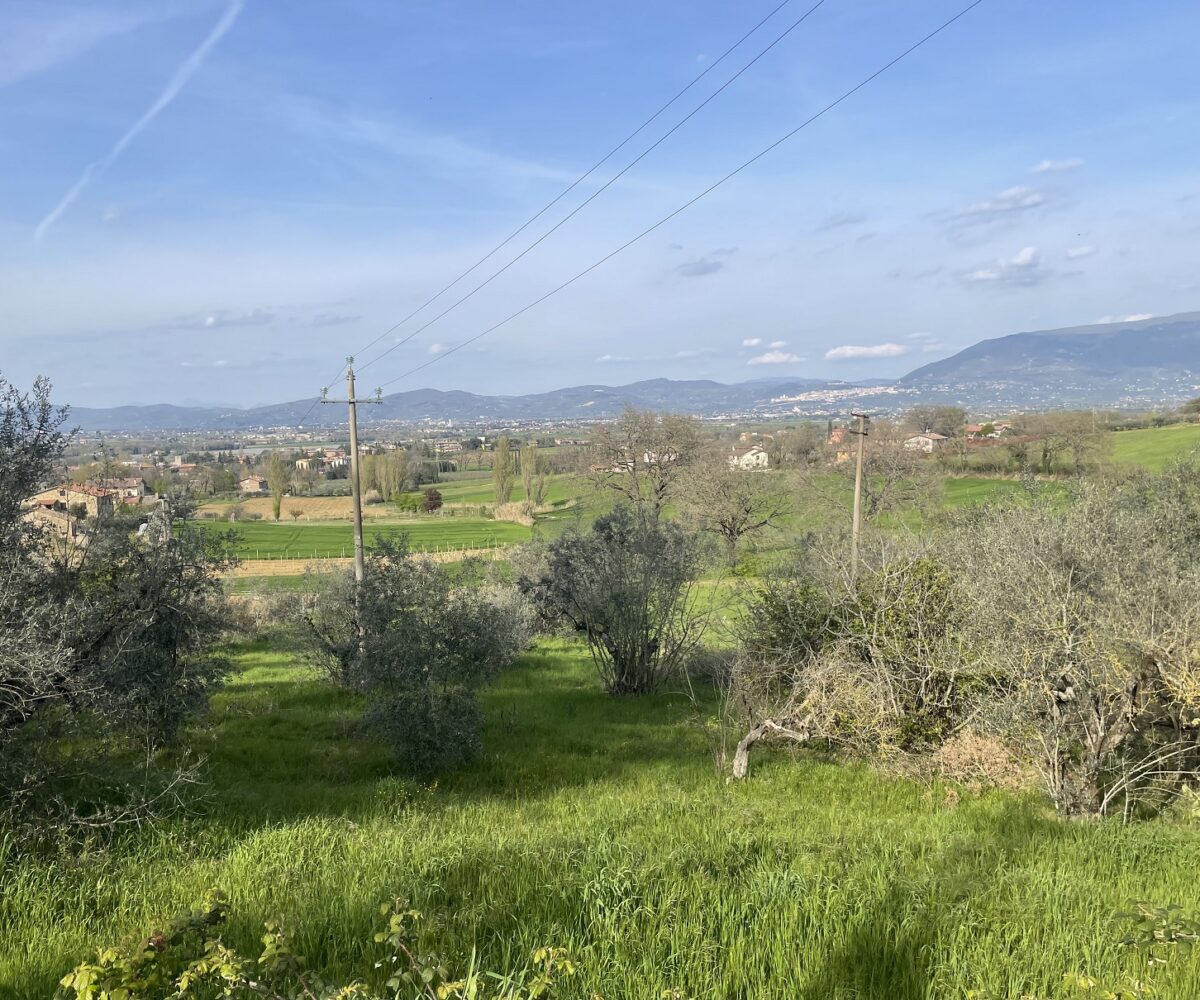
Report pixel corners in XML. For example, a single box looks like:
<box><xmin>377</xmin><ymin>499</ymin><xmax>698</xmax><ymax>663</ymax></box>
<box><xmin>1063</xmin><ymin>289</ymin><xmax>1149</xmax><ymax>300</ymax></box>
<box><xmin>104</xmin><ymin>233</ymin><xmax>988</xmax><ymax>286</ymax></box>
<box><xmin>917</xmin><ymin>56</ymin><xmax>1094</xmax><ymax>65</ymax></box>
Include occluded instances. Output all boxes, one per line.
<box><xmin>34</xmin><ymin>0</ymin><xmax>246</xmax><ymax>241</ymax></box>
<box><xmin>962</xmin><ymin>246</ymin><xmax>1049</xmax><ymax>288</ymax></box>
<box><xmin>954</xmin><ymin>186</ymin><xmax>1046</xmax><ymax>223</ymax></box>
<box><xmin>769</xmin><ymin>340</ymin><xmax>787</xmax><ymax>349</ymax></box>
<box><xmin>741</xmin><ymin>338</ymin><xmax>762</xmax><ymax>348</ymax></box>
<box><xmin>824</xmin><ymin>343</ymin><xmax>909</xmax><ymax>361</ymax></box>
<box><xmin>427</xmin><ymin>343</ymin><xmax>445</xmax><ymax>355</ymax></box>
<box><xmin>1096</xmin><ymin>313</ymin><xmax>1154</xmax><ymax>324</ymax></box>
<box><xmin>1065</xmin><ymin>245</ymin><xmax>1096</xmax><ymax>259</ymax></box>
<box><xmin>596</xmin><ymin>353</ymin><xmax>632</xmax><ymax>362</ymax></box>
<box><xmin>748</xmin><ymin>350</ymin><xmax>803</xmax><ymax>365</ymax></box>
<box><xmin>1030</xmin><ymin>158</ymin><xmax>1084</xmax><ymax>174</ymax></box>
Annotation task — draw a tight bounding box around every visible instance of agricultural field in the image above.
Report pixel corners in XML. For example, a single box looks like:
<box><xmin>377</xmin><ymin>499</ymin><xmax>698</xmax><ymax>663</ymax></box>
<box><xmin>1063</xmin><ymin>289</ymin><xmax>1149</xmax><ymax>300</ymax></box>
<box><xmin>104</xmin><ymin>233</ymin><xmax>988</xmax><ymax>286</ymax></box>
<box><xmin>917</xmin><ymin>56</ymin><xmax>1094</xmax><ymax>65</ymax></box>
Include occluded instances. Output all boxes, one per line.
<box><xmin>1110</xmin><ymin>421</ymin><xmax>1200</xmax><ymax>471</ymax></box>
<box><xmin>193</xmin><ymin>516</ymin><xmax>531</xmax><ymax>559</ymax></box>
<box><xmin>198</xmin><ymin>495</ymin><xmax>399</xmax><ymax>521</ymax></box>
<box><xmin>431</xmin><ymin>472</ymin><xmax>584</xmax><ymax>507</ymax></box>
<box><xmin>6</xmin><ymin>639</ymin><xmax>1200</xmax><ymax>998</ymax></box>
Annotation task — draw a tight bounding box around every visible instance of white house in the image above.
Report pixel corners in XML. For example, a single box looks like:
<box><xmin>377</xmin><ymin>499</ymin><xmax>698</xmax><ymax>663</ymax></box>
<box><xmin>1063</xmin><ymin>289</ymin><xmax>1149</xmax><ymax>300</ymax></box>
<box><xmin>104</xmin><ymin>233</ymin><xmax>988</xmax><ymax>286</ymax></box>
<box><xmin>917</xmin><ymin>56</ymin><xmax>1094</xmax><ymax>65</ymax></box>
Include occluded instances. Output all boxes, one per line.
<box><xmin>729</xmin><ymin>444</ymin><xmax>770</xmax><ymax>470</ymax></box>
<box><xmin>903</xmin><ymin>433</ymin><xmax>949</xmax><ymax>453</ymax></box>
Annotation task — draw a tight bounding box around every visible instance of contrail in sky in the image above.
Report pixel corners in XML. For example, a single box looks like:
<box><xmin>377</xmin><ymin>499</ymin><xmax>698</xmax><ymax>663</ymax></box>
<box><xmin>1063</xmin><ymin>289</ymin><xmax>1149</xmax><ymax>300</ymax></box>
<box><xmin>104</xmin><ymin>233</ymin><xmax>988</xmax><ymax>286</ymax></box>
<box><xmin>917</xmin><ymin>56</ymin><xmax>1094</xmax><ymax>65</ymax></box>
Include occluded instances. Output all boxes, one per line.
<box><xmin>34</xmin><ymin>0</ymin><xmax>245</xmax><ymax>242</ymax></box>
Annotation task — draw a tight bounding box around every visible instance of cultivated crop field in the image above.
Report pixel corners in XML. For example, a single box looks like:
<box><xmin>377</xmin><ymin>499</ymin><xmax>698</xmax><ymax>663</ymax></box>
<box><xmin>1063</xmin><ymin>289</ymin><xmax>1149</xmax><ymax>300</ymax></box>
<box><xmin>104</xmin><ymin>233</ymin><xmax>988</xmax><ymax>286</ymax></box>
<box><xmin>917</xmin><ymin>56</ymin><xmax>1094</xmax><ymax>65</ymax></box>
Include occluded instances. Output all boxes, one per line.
<box><xmin>6</xmin><ymin>639</ymin><xmax>1200</xmax><ymax>998</ymax></box>
<box><xmin>193</xmin><ymin>516</ymin><xmax>531</xmax><ymax>558</ymax></box>
<box><xmin>199</xmin><ymin>496</ymin><xmax>399</xmax><ymax>521</ymax></box>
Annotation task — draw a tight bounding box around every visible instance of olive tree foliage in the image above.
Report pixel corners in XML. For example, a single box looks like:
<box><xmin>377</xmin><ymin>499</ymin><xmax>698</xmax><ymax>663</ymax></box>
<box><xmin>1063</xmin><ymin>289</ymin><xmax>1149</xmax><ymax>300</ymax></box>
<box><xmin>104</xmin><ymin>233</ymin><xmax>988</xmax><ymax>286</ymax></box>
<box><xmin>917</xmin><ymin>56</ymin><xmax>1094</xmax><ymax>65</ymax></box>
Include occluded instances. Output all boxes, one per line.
<box><xmin>297</xmin><ymin>538</ymin><xmax>531</xmax><ymax>775</ymax></box>
<box><xmin>680</xmin><ymin>449</ymin><xmax>791</xmax><ymax>564</ymax></box>
<box><xmin>0</xmin><ymin>374</ymin><xmax>68</xmax><ymax>526</ymax></box>
<box><xmin>726</xmin><ymin>543</ymin><xmax>972</xmax><ymax>779</ymax></box>
<box><xmin>586</xmin><ymin>407</ymin><xmax>703</xmax><ymax>518</ymax></box>
<box><xmin>727</xmin><ymin>466</ymin><xmax>1200</xmax><ymax>817</ymax></box>
<box><xmin>1</xmin><ymin>374</ymin><xmax>235</xmax><ymax>829</ymax></box>
<box><xmin>523</xmin><ymin>506</ymin><xmax>707</xmax><ymax>695</ymax></box>
<box><xmin>942</xmin><ymin>472</ymin><xmax>1200</xmax><ymax>817</ymax></box>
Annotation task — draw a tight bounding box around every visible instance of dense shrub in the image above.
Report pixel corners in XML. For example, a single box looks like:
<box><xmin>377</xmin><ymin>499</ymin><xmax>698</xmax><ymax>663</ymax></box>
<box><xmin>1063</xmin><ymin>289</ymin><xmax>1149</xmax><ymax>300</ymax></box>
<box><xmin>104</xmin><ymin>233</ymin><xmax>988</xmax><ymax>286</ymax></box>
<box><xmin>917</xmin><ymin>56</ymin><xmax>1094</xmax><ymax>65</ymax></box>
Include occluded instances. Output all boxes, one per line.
<box><xmin>1</xmin><ymin>374</ymin><xmax>235</xmax><ymax>831</ymax></box>
<box><xmin>523</xmin><ymin>505</ymin><xmax>706</xmax><ymax>695</ymax></box>
<box><xmin>730</xmin><ymin>465</ymin><xmax>1200</xmax><ymax>817</ymax></box>
<box><xmin>297</xmin><ymin>538</ymin><xmax>530</xmax><ymax>775</ymax></box>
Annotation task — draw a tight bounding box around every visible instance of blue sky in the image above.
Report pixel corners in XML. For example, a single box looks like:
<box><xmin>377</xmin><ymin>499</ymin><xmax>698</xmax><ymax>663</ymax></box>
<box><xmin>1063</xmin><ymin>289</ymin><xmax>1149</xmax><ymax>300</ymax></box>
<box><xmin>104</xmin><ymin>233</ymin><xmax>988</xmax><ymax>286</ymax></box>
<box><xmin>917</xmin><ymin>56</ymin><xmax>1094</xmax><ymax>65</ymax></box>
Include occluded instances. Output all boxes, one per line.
<box><xmin>1</xmin><ymin>0</ymin><xmax>1197</xmax><ymax>408</ymax></box>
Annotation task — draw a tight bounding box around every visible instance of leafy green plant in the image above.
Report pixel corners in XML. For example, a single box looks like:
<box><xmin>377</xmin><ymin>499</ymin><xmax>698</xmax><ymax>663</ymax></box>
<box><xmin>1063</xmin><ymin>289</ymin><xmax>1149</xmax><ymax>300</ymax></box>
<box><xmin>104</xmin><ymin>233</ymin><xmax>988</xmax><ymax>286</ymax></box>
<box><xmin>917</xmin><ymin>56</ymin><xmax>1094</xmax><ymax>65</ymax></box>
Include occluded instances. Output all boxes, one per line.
<box><xmin>1118</xmin><ymin>902</ymin><xmax>1200</xmax><ymax>965</ymax></box>
<box><xmin>56</xmin><ymin>892</ymin><xmax>576</xmax><ymax>1000</ymax></box>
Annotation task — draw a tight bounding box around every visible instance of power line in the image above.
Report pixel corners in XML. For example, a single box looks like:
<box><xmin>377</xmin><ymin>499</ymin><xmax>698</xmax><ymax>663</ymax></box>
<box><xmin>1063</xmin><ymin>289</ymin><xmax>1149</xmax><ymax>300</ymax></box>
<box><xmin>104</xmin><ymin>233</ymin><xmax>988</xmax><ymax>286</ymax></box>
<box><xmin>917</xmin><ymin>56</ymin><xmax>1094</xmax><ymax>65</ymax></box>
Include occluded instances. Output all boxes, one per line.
<box><xmin>293</xmin><ymin>0</ymin><xmax>799</xmax><ymax>428</ymax></box>
<box><xmin>356</xmin><ymin>0</ymin><xmax>828</xmax><ymax>377</ymax></box>
<box><xmin>376</xmin><ymin>0</ymin><xmax>989</xmax><ymax>391</ymax></box>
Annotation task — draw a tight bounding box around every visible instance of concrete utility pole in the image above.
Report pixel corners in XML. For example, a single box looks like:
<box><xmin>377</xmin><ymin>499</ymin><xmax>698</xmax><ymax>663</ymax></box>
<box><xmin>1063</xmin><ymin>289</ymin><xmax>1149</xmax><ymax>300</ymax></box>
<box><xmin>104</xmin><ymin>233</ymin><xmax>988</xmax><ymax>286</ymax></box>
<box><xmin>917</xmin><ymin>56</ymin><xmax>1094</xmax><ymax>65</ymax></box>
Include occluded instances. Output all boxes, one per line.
<box><xmin>321</xmin><ymin>357</ymin><xmax>381</xmax><ymax>583</ymax></box>
<box><xmin>849</xmin><ymin>411</ymin><xmax>870</xmax><ymax>583</ymax></box>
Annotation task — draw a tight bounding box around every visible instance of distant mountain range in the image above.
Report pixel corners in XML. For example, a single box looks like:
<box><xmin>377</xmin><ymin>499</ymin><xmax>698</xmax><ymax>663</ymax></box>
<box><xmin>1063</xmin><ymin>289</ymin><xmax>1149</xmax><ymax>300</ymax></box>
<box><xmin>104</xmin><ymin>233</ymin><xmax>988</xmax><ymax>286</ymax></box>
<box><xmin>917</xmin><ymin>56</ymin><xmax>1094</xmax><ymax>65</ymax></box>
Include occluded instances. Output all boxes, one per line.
<box><xmin>899</xmin><ymin>311</ymin><xmax>1200</xmax><ymax>409</ymax></box>
<box><xmin>69</xmin><ymin>312</ymin><xmax>1200</xmax><ymax>432</ymax></box>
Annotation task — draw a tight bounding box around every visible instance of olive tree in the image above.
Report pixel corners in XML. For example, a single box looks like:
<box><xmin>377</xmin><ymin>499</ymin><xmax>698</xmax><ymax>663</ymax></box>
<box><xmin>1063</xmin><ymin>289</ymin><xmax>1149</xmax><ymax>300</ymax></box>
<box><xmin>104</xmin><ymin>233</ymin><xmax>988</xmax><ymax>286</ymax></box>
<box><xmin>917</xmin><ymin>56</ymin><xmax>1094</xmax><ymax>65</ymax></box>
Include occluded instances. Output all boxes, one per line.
<box><xmin>943</xmin><ymin>474</ymin><xmax>1200</xmax><ymax>816</ymax></box>
<box><xmin>1</xmin><ymin>374</ymin><xmax>235</xmax><ymax>828</ymax></box>
<box><xmin>525</xmin><ymin>506</ymin><xmax>706</xmax><ymax>695</ymax></box>
<box><xmin>297</xmin><ymin>538</ymin><xmax>530</xmax><ymax>774</ymax></box>
<box><xmin>727</xmin><ymin>543</ymin><xmax>972</xmax><ymax>779</ymax></box>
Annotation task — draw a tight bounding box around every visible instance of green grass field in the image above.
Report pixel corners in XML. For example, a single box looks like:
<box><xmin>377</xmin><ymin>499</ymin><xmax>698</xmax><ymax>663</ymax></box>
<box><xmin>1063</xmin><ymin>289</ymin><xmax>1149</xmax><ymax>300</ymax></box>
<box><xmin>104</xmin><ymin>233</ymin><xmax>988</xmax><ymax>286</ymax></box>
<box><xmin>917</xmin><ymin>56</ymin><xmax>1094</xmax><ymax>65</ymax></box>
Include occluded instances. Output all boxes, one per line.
<box><xmin>193</xmin><ymin>517</ymin><xmax>531</xmax><ymax>558</ymax></box>
<box><xmin>6</xmin><ymin>638</ymin><xmax>1200</xmax><ymax>998</ymax></box>
<box><xmin>1111</xmin><ymin>422</ymin><xmax>1200</xmax><ymax>471</ymax></box>
<box><xmin>419</xmin><ymin>472</ymin><xmax>584</xmax><ymax>508</ymax></box>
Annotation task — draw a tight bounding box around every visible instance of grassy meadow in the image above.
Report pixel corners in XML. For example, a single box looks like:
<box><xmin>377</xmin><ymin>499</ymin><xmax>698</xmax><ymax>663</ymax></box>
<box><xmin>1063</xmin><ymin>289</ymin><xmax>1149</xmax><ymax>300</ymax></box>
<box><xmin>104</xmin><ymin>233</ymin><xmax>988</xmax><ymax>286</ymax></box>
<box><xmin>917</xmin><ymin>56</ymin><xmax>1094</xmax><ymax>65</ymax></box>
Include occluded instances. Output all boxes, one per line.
<box><xmin>1111</xmin><ymin>421</ymin><xmax>1200</xmax><ymax>471</ymax></box>
<box><xmin>193</xmin><ymin>516</ymin><xmax>532</xmax><ymax>558</ymax></box>
<box><xmin>5</xmin><ymin>638</ymin><xmax>1200</xmax><ymax>999</ymax></box>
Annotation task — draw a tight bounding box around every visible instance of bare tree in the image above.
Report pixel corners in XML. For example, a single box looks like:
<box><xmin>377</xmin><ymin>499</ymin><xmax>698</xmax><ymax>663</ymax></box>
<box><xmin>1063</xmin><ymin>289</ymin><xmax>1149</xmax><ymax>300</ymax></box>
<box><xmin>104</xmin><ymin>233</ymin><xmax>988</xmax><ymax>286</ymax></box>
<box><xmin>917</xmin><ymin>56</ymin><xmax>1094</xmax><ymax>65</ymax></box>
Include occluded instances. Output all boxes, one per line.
<box><xmin>587</xmin><ymin>406</ymin><xmax>703</xmax><ymax>518</ymax></box>
<box><xmin>681</xmin><ymin>450</ymin><xmax>792</xmax><ymax>564</ymax></box>
<box><xmin>906</xmin><ymin>405</ymin><xmax>966</xmax><ymax>437</ymax></box>
<box><xmin>801</xmin><ymin>420</ymin><xmax>941</xmax><ymax>525</ymax></box>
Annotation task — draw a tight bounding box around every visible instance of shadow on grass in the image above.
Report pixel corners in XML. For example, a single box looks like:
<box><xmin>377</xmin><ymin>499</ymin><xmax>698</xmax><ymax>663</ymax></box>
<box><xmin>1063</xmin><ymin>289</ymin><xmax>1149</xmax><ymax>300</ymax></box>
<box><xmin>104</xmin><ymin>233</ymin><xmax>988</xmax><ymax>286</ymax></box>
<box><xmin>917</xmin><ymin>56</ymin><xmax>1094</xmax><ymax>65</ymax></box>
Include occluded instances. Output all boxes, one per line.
<box><xmin>796</xmin><ymin>800</ymin><xmax>1058</xmax><ymax>999</ymax></box>
<box><xmin>192</xmin><ymin>637</ymin><xmax>711</xmax><ymax>826</ymax></box>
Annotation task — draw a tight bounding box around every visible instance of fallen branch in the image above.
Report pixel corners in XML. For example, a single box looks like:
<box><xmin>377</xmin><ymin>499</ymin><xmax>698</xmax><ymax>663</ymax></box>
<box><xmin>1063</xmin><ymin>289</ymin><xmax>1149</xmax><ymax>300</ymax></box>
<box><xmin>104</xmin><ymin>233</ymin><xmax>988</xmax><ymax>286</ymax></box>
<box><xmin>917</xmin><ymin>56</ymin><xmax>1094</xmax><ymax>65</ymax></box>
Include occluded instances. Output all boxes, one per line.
<box><xmin>731</xmin><ymin>715</ymin><xmax>814</xmax><ymax>780</ymax></box>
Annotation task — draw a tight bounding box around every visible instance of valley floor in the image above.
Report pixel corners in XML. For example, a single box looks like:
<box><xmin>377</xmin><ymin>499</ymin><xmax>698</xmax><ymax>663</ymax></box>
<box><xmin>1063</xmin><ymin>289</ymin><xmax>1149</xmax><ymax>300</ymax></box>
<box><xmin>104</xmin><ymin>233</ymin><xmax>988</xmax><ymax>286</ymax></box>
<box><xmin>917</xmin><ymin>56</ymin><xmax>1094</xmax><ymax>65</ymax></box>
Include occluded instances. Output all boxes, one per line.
<box><xmin>4</xmin><ymin>639</ymin><xmax>1200</xmax><ymax>998</ymax></box>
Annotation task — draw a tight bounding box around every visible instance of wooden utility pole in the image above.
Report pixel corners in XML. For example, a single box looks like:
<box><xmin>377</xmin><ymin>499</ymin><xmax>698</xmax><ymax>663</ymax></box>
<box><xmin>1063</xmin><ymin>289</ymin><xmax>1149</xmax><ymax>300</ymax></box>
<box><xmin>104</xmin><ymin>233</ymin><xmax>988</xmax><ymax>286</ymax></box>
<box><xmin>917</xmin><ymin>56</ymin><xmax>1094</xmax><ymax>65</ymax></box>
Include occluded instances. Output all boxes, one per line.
<box><xmin>321</xmin><ymin>357</ymin><xmax>381</xmax><ymax>583</ymax></box>
<box><xmin>849</xmin><ymin>411</ymin><xmax>870</xmax><ymax>582</ymax></box>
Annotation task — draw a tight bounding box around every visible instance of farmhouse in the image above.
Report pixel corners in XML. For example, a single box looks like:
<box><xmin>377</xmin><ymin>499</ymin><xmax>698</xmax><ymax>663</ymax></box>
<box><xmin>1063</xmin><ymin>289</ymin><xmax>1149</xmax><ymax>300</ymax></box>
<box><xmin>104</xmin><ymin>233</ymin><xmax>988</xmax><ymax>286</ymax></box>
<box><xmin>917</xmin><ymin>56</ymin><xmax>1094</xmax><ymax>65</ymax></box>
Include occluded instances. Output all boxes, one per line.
<box><xmin>100</xmin><ymin>477</ymin><xmax>149</xmax><ymax>502</ymax></box>
<box><xmin>24</xmin><ymin>483</ymin><xmax>118</xmax><ymax>519</ymax></box>
<box><xmin>240</xmin><ymin>475</ymin><xmax>268</xmax><ymax>494</ymax></box>
<box><xmin>728</xmin><ymin>444</ymin><xmax>770</xmax><ymax>470</ymax></box>
<box><xmin>904</xmin><ymin>433</ymin><xmax>949</xmax><ymax>453</ymax></box>
<box><xmin>828</xmin><ymin>426</ymin><xmax>853</xmax><ymax>463</ymax></box>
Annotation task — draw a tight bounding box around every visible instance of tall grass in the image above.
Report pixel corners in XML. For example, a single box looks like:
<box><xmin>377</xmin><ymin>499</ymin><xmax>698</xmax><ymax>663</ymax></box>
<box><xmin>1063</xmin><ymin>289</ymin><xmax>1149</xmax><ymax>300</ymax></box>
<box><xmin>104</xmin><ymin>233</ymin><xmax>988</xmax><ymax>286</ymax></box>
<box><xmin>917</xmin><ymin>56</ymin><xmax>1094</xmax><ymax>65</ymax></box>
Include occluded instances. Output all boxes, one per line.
<box><xmin>4</xmin><ymin>639</ymin><xmax>1200</xmax><ymax>998</ymax></box>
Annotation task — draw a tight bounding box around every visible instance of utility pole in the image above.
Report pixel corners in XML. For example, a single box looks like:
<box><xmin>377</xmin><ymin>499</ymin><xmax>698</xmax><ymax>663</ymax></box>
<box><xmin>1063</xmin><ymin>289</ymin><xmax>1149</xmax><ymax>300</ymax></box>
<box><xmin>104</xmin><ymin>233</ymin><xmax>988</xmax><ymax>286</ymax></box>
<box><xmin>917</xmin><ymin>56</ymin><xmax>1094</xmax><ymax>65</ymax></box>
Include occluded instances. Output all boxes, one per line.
<box><xmin>321</xmin><ymin>357</ymin><xmax>381</xmax><ymax>583</ymax></box>
<box><xmin>849</xmin><ymin>411</ymin><xmax>870</xmax><ymax>583</ymax></box>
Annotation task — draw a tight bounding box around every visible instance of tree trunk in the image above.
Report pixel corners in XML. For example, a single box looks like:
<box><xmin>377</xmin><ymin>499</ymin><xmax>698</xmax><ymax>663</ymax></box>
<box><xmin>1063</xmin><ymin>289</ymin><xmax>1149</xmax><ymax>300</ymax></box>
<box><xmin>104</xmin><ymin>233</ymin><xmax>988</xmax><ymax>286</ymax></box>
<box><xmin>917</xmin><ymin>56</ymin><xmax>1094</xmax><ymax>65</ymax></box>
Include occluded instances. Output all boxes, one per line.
<box><xmin>731</xmin><ymin>722</ymin><xmax>771</xmax><ymax>780</ymax></box>
<box><xmin>731</xmin><ymin>716</ymin><xmax>814</xmax><ymax>780</ymax></box>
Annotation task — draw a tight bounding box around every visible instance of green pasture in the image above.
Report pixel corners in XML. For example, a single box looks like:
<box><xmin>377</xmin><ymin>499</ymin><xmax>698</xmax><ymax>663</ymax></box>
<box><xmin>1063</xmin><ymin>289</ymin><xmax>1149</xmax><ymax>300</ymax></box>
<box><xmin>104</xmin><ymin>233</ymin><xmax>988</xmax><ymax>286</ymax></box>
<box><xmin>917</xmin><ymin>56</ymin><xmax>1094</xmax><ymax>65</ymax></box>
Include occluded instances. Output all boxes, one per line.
<box><xmin>193</xmin><ymin>517</ymin><xmax>531</xmax><ymax>559</ymax></box>
<box><xmin>1111</xmin><ymin>422</ymin><xmax>1200</xmax><ymax>471</ymax></box>
<box><xmin>5</xmin><ymin>639</ymin><xmax>1200</xmax><ymax>998</ymax></box>
<box><xmin>420</xmin><ymin>472</ymin><xmax>584</xmax><ymax>508</ymax></box>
